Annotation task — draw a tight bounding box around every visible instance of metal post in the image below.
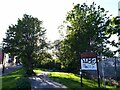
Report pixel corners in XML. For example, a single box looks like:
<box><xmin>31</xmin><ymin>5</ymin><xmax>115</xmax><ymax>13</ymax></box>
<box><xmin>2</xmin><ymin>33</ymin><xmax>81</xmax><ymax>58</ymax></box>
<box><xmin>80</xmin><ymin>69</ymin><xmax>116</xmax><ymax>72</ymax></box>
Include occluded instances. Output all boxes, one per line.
<box><xmin>80</xmin><ymin>69</ymin><xmax>83</xmax><ymax>87</ymax></box>
<box><xmin>2</xmin><ymin>52</ymin><xmax>5</xmax><ymax>74</ymax></box>
<box><xmin>102</xmin><ymin>57</ymin><xmax>106</xmax><ymax>88</ymax></box>
<box><xmin>115</xmin><ymin>57</ymin><xmax>117</xmax><ymax>81</ymax></box>
<box><xmin>80</xmin><ymin>55</ymin><xmax>83</xmax><ymax>87</ymax></box>
<box><xmin>96</xmin><ymin>57</ymin><xmax>100</xmax><ymax>87</ymax></box>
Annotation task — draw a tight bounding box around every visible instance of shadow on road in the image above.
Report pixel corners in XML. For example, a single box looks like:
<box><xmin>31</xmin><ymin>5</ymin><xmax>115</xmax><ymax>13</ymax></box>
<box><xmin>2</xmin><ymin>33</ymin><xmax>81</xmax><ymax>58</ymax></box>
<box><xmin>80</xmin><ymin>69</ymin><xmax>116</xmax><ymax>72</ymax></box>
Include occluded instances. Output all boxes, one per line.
<box><xmin>29</xmin><ymin>72</ymin><xmax>71</xmax><ymax>90</ymax></box>
<box><xmin>0</xmin><ymin>64</ymin><xmax>22</xmax><ymax>76</ymax></box>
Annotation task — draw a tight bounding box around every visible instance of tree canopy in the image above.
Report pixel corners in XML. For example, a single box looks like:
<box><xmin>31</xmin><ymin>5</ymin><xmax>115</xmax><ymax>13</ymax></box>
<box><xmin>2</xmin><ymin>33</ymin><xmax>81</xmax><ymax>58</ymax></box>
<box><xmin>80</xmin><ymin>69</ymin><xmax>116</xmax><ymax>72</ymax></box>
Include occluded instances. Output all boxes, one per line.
<box><xmin>3</xmin><ymin>14</ymin><xmax>47</xmax><ymax>75</ymax></box>
<box><xmin>55</xmin><ymin>2</ymin><xmax>118</xmax><ymax>73</ymax></box>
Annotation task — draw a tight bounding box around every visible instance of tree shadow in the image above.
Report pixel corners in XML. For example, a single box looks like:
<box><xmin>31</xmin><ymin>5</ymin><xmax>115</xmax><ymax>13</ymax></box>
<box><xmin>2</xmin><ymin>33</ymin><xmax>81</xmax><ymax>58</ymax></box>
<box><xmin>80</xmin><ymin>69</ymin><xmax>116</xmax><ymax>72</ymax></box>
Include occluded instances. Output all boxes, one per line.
<box><xmin>49</xmin><ymin>76</ymin><xmax>110</xmax><ymax>90</ymax></box>
<box><xmin>1</xmin><ymin>68</ymin><xmax>24</xmax><ymax>89</ymax></box>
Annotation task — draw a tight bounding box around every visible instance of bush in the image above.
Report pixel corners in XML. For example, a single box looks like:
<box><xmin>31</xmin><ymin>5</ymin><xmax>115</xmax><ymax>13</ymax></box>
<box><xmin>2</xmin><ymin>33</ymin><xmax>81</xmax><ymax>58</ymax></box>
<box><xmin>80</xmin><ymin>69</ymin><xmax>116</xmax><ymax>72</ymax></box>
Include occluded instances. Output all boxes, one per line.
<box><xmin>16</xmin><ymin>77</ymin><xmax>31</xmax><ymax>90</ymax></box>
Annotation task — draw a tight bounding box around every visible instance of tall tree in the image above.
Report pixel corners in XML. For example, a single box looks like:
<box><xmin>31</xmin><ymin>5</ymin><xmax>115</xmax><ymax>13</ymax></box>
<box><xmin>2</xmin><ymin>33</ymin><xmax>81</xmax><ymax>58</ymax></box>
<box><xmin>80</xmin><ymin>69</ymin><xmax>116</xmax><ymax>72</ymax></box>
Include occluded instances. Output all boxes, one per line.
<box><xmin>3</xmin><ymin>14</ymin><xmax>47</xmax><ymax>75</ymax></box>
<box><xmin>110</xmin><ymin>16</ymin><xmax>120</xmax><ymax>49</ymax></box>
<box><xmin>57</xmin><ymin>2</ymin><xmax>117</xmax><ymax>73</ymax></box>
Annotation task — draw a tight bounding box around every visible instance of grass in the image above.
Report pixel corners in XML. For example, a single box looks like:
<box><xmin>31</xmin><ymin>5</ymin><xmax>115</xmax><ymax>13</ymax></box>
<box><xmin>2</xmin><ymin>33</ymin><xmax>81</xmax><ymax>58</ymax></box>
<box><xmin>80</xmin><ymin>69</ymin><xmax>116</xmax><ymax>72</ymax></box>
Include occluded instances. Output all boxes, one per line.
<box><xmin>32</xmin><ymin>68</ymin><xmax>116</xmax><ymax>89</ymax></box>
<box><xmin>33</xmin><ymin>68</ymin><xmax>43</xmax><ymax>74</ymax></box>
<box><xmin>0</xmin><ymin>67</ymin><xmax>43</xmax><ymax>89</ymax></box>
<box><xmin>0</xmin><ymin>67</ymin><xmax>117</xmax><ymax>90</ymax></box>
<box><xmin>48</xmin><ymin>72</ymin><xmax>116</xmax><ymax>90</ymax></box>
<box><xmin>0</xmin><ymin>67</ymin><xmax>43</xmax><ymax>90</ymax></box>
<box><xmin>0</xmin><ymin>68</ymin><xmax>25</xmax><ymax>89</ymax></box>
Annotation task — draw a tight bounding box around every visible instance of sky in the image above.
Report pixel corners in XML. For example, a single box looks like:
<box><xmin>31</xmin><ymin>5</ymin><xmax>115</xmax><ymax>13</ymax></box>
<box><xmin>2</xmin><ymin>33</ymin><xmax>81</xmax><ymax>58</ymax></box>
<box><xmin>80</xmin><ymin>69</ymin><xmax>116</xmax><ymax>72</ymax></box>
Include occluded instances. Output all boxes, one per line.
<box><xmin>0</xmin><ymin>0</ymin><xmax>120</xmax><ymax>44</ymax></box>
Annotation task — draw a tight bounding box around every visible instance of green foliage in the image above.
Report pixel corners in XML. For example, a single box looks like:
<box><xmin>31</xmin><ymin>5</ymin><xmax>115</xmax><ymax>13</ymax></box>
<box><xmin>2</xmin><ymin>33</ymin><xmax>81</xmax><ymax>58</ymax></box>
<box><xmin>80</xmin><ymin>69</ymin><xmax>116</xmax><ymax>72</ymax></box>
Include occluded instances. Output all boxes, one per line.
<box><xmin>55</xmin><ymin>2</ymin><xmax>118</xmax><ymax>73</ymax></box>
<box><xmin>3</xmin><ymin>14</ymin><xmax>47</xmax><ymax>75</ymax></box>
<box><xmin>65</xmin><ymin>2</ymin><xmax>114</xmax><ymax>55</ymax></box>
<box><xmin>37</xmin><ymin>51</ymin><xmax>52</xmax><ymax>65</ymax></box>
<box><xmin>34</xmin><ymin>51</ymin><xmax>54</xmax><ymax>68</ymax></box>
<box><xmin>108</xmin><ymin>16</ymin><xmax>120</xmax><ymax>35</ymax></box>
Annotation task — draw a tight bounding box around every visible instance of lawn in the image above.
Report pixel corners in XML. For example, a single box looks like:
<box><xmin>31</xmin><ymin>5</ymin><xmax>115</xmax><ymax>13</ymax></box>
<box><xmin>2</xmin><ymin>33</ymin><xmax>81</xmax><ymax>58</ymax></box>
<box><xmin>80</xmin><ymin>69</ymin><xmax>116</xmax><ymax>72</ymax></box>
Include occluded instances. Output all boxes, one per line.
<box><xmin>48</xmin><ymin>72</ymin><xmax>116</xmax><ymax>90</ymax></box>
<box><xmin>0</xmin><ymin>68</ymin><xmax>25</xmax><ymax>89</ymax></box>
<box><xmin>0</xmin><ymin>68</ymin><xmax>43</xmax><ymax>90</ymax></box>
<box><xmin>33</xmin><ymin>68</ymin><xmax>45</xmax><ymax>74</ymax></box>
<box><xmin>0</xmin><ymin>68</ymin><xmax>117</xmax><ymax>90</ymax></box>
<box><xmin>32</xmin><ymin>68</ymin><xmax>116</xmax><ymax>89</ymax></box>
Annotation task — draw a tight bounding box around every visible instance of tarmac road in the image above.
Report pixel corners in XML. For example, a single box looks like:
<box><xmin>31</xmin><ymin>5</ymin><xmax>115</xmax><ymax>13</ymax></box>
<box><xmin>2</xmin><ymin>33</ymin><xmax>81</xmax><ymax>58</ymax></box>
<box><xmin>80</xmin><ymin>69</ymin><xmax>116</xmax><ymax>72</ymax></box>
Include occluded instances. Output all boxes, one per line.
<box><xmin>0</xmin><ymin>64</ymin><xmax>70</xmax><ymax>90</ymax></box>
<box><xmin>29</xmin><ymin>72</ymin><xmax>71</xmax><ymax>90</ymax></box>
<box><xmin>0</xmin><ymin>64</ymin><xmax>22</xmax><ymax>76</ymax></box>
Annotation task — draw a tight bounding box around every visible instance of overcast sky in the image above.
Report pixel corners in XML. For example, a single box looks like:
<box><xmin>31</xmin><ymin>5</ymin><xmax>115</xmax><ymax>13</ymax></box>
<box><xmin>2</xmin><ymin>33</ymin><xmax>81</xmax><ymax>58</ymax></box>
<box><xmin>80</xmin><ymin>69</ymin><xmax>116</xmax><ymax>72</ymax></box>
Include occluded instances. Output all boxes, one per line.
<box><xmin>0</xmin><ymin>0</ymin><xmax>120</xmax><ymax>44</ymax></box>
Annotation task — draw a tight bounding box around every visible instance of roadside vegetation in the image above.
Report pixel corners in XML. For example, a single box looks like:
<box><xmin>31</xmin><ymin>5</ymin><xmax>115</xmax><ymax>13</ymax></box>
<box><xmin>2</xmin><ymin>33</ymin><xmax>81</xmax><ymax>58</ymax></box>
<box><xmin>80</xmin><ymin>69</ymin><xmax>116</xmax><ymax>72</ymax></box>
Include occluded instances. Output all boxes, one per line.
<box><xmin>1</xmin><ymin>1</ymin><xmax>120</xmax><ymax>90</ymax></box>
<box><xmin>1</xmin><ymin>67</ymin><xmax>118</xmax><ymax>90</ymax></box>
<box><xmin>1</xmin><ymin>68</ymin><xmax>31</xmax><ymax>90</ymax></box>
<box><xmin>48</xmin><ymin>72</ymin><xmax>115</xmax><ymax>90</ymax></box>
<box><xmin>33</xmin><ymin>68</ymin><xmax>43</xmax><ymax>74</ymax></box>
<box><xmin>1</xmin><ymin>68</ymin><xmax>24</xmax><ymax>89</ymax></box>
<box><xmin>1</xmin><ymin>68</ymin><xmax>44</xmax><ymax>90</ymax></box>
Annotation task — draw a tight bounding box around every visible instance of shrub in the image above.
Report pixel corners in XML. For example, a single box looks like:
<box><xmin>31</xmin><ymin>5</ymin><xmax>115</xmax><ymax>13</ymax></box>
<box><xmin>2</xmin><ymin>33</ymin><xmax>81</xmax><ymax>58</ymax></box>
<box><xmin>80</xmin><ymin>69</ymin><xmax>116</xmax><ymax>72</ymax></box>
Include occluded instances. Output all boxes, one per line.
<box><xmin>16</xmin><ymin>77</ymin><xmax>31</xmax><ymax>90</ymax></box>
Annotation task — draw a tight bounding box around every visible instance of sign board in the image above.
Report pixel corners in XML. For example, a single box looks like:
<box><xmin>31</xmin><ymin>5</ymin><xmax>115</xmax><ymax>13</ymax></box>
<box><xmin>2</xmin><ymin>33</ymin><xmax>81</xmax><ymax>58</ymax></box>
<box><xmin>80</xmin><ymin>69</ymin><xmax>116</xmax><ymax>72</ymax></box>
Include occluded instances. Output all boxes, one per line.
<box><xmin>81</xmin><ymin>58</ymin><xmax>97</xmax><ymax>70</ymax></box>
<box><xmin>81</xmin><ymin>52</ymin><xmax>97</xmax><ymax>70</ymax></box>
<box><xmin>80</xmin><ymin>52</ymin><xmax>100</xmax><ymax>87</ymax></box>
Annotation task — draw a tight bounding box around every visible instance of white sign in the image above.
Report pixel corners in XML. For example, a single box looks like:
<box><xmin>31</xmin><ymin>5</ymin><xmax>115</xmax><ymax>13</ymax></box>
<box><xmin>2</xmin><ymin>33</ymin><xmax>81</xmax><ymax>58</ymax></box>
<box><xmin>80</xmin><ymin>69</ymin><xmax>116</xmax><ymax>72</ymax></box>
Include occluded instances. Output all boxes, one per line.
<box><xmin>81</xmin><ymin>58</ymin><xmax>97</xmax><ymax>70</ymax></box>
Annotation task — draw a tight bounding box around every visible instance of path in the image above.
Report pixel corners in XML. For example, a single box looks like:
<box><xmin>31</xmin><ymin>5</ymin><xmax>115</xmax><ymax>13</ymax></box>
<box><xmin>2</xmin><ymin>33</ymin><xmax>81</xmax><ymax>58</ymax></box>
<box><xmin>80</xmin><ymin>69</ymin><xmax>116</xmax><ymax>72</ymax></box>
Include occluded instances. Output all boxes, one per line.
<box><xmin>29</xmin><ymin>71</ymin><xmax>71</xmax><ymax>90</ymax></box>
<box><xmin>0</xmin><ymin>64</ymin><xmax>22</xmax><ymax>76</ymax></box>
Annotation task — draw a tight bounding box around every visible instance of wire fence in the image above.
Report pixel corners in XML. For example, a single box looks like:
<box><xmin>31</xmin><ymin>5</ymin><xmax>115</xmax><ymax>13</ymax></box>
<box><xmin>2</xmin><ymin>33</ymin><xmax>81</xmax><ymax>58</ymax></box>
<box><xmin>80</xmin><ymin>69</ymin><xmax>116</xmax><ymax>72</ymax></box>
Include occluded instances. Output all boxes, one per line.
<box><xmin>85</xmin><ymin>57</ymin><xmax>120</xmax><ymax>82</ymax></box>
<box><xmin>99</xmin><ymin>57</ymin><xmax>120</xmax><ymax>80</ymax></box>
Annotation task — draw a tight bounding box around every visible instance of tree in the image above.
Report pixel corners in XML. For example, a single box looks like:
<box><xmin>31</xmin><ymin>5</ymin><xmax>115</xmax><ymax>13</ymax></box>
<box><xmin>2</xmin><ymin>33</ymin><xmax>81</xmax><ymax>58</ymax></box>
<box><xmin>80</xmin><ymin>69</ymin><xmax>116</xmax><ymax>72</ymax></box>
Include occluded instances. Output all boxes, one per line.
<box><xmin>108</xmin><ymin>16</ymin><xmax>120</xmax><ymax>52</ymax></box>
<box><xmin>57</xmin><ymin>2</ymin><xmax>117</xmax><ymax>73</ymax></box>
<box><xmin>3</xmin><ymin>14</ymin><xmax>47</xmax><ymax>75</ymax></box>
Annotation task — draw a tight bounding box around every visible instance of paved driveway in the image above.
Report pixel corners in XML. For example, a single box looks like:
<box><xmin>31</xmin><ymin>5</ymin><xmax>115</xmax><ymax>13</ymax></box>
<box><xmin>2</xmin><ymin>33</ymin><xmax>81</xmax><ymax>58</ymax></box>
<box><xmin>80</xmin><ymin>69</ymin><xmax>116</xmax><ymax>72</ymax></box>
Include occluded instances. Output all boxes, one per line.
<box><xmin>0</xmin><ymin>64</ymin><xmax>22</xmax><ymax>76</ymax></box>
<box><xmin>29</xmin><ymin>72</ymin><xmax>71</xmax><ymax>90</ymax></box>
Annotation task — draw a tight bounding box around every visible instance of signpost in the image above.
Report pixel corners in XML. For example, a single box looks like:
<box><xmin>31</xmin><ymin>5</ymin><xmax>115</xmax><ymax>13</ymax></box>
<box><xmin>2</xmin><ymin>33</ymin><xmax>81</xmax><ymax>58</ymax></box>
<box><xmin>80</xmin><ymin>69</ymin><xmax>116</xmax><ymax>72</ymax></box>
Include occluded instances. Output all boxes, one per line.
<box><xmin>80</xmin><ymin>52</ymin><xmax>100</xmax><ymax>87</ymax></box>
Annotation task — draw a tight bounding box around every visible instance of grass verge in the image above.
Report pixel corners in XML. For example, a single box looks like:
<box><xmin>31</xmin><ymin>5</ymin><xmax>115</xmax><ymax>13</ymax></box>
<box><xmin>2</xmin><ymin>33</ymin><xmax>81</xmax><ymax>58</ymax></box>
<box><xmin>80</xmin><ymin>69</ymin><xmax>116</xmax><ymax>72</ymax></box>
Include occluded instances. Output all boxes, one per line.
<box><xmin>0</xmin><ymin>67</ymin><xmax>43</xmax><ymax>90</ymax></box>
<box><xmin>0</xmin><ymin>68</ymin><xmax>31</xmax><ymax>90</ymax></box>
<box><xmin>33</xmin><ymin>68</ymin><xmax>43</xmax><ymax>74</ymax></box>
<box><xmin>48</xmin><ymin>72</ymin><xmax>116</xmax><ymax>90</ymax></box>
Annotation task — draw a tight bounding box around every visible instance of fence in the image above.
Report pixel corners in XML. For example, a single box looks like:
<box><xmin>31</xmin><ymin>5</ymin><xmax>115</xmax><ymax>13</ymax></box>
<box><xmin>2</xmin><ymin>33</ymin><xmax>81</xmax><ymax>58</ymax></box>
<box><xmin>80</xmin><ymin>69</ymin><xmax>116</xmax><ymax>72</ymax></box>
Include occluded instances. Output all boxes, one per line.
<box><xmin>99</xmin><ymin>57</ymin><xmax>120</xmax><ymax>79</ymax></box>
<box><xmin>85</xmin><ymin>57</ymin><xmax>120</xmax><ymax>81</ymax></box>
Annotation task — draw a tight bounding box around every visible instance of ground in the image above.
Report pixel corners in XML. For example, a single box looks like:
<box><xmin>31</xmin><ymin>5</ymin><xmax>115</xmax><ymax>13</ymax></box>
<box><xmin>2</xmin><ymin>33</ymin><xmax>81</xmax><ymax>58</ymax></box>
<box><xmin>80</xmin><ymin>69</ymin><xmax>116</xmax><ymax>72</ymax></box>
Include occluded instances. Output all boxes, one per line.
<box><xmin>0</xmin><ymin>64</ymin><xmax>22</xmax><ymax>76</ymax></box>
<box><xmin>29</xmin><ymin>71</ymin><xmax>70</xmax><ymax>89</ymax></box>
<box><xmin>0</xmin><ymin>65</ymin><xmax>70</xmax><ymax>89</ymax></box>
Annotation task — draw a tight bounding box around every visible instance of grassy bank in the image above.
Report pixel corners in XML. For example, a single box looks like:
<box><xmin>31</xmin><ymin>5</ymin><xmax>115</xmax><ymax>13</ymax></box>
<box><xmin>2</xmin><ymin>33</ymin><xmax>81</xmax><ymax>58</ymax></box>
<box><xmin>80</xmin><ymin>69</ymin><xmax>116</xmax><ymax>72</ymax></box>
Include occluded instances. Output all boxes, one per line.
<box><xmin>48</xmin><ymin>72</ymin><xmax>115</xmax><ymax>90</ymax></box>
<box><xmin>1</xmin><ymin>68</ymin><xmax>117</xmax><ymax>90</ymax></box>
<box><xmin>1</xmin><ymin>68</ymin><xmax>25</xmax><ymax>89</ymax></box>
<box><xmin>0</xmin><ymin>68</ymin><xmax>32</xmax><ymax>90</ymax></box>
<box><xmin>0</xmin><ymin>68</ymin><xmax>44</xmax><ymax>89</ymax></box>
<box><xmin>32</xmin><ymin>68</ymin><xmax>116</xmax><ymax>89</ymax></box>
<box><xmin>33</xmin><ymin>68</ymin><xmax>44</xmax><ymax>74</ymax></box>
